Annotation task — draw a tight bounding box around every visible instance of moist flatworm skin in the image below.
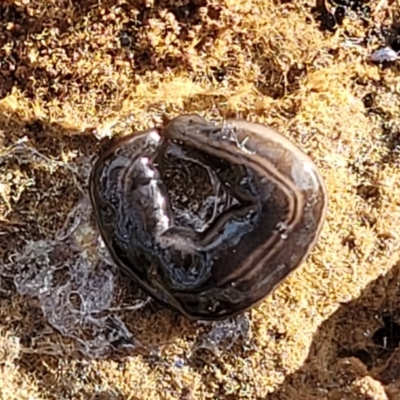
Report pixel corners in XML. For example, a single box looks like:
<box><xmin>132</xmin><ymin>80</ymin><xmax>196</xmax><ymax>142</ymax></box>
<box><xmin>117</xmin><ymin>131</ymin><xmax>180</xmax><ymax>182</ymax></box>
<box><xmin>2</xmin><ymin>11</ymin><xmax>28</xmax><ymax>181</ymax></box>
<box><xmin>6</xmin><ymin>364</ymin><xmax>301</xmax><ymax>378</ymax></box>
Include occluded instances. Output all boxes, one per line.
<box><xmin>89</xmin><ymin>115</ymin><xmax>327</xmax><ymax>320</ymax></box>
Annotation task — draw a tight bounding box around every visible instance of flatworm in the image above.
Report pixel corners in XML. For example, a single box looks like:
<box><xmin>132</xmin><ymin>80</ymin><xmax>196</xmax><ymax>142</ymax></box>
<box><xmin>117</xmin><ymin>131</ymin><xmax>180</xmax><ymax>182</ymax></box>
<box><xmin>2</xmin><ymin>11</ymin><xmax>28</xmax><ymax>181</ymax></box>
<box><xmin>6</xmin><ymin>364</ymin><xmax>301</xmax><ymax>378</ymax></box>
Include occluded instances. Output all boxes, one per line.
<box><xmin>89</xmin><ymin>115</ymin><xmax>327</xmax><ymax>320</ymax></box>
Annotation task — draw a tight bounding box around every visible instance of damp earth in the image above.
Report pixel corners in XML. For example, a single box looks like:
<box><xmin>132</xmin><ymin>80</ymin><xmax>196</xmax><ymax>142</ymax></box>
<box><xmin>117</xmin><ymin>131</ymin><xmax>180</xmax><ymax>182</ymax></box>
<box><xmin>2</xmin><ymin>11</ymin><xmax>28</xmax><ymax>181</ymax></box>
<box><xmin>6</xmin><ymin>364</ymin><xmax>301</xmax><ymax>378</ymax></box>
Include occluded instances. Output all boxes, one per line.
<box><xmin>0</xmin><ymin>0</ymin><xmax>400</xmax><ymax>399</ymax></box>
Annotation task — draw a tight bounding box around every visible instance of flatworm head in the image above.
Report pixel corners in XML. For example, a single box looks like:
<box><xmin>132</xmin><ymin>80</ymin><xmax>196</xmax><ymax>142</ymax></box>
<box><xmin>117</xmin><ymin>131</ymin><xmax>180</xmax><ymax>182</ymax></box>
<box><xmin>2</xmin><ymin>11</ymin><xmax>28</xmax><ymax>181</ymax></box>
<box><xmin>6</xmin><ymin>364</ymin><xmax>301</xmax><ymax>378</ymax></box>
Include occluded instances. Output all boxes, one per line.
<box><xmin>89</xmin><ymin>115</ymin><xmax>327</xmax><ymax>320</ymax></box>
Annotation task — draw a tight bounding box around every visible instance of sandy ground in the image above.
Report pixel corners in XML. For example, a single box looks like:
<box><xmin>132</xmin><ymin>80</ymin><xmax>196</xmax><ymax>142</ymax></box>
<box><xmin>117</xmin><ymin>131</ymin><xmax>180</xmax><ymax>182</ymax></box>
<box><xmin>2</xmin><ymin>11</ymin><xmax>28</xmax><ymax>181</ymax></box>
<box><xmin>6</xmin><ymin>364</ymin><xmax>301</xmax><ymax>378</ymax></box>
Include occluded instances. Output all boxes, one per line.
<box><xmin>1</xmin><ymin>0</ymin><xmax>400</xmax><ymax>399</ymax></box>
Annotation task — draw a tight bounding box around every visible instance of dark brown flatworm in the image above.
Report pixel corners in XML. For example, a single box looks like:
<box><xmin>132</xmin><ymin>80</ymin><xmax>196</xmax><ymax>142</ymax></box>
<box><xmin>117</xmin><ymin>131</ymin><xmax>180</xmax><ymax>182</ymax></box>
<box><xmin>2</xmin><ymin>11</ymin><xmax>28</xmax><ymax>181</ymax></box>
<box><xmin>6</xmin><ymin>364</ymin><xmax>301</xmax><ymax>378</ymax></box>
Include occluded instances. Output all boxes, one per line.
<box><xmin>89</xmin><ymin>115</ymin><xmax>327</xmax><ymax>320</ymax></box>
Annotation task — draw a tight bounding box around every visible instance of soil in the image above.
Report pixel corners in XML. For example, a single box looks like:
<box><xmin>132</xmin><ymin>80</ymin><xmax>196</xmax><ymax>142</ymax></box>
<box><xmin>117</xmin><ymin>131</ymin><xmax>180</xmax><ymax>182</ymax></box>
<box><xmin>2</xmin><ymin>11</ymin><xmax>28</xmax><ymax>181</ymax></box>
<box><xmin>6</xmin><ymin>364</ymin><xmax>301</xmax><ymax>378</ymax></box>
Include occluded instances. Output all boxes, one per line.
<box><xmin>0</xmin><ymin>0</ymin><xmax>400</xmax><ymax>399</ymax></box>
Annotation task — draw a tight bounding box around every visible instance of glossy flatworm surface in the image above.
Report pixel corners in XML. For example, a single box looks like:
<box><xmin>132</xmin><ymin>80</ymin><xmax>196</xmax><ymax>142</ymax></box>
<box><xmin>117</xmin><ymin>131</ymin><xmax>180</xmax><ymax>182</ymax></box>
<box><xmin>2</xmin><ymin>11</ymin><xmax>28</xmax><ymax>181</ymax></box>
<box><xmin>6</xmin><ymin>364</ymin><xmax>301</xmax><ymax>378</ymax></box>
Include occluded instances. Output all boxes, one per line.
<box><xmin>89</xmin><ymin>115</ymin><xmax>327</xmax><ymax>320</ymax></box>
